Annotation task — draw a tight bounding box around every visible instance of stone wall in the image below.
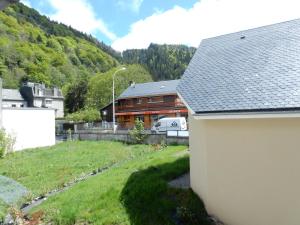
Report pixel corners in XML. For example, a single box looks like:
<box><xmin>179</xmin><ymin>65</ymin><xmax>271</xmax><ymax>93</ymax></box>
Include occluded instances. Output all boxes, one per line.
<box><xmin>76</xmin><ymin>130</ymin><xmax>189</xmax><ymax>145</ymax></box>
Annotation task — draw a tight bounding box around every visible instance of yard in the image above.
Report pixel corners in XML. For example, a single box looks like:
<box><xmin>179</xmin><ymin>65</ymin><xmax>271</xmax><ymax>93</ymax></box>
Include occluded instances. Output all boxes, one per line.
<box><xmin>0</xmin><ymin>141</ymin><xmax>212</xmax><ymax>225</ymax></box>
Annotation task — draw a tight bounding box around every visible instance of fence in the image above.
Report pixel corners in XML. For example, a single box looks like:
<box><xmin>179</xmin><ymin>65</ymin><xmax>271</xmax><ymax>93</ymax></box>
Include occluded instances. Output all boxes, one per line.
<box><xmin>75</xmin><ymin>122</ymin><xmax>115</xmax><ymax>130</ymax></box>
<box><xmin>73</xmin><ymin>130</ymin><xmax>189</xmax><ymax>145</ymax></box>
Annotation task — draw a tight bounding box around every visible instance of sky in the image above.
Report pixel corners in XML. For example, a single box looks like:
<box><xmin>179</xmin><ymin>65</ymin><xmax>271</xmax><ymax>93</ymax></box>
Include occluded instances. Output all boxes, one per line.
<box><xmin>21</xmin><ymin>0</ymin><xmax>300</xmax><ymax>52</ymax></box>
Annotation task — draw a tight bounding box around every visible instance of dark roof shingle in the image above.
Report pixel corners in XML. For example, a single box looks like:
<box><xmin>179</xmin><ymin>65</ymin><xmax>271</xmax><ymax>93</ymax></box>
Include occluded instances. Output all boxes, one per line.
<box><xmin>119</xmin><ymin>80</ymin><xmax>179</xmax><ymax>99</ymax></box>
<box><xmin>2</xmin><ymin>89</ymin><xmax>24</xmax><ymax>101</ymax></box>
<box><xmin>177</xmin><ymin>18</ymin><xmax>300</xmax><ymax>114</ymax></box>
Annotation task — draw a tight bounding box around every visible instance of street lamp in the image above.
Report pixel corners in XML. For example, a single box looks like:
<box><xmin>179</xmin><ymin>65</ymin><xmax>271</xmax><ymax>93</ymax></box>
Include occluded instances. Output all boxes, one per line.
<box><xmin>112</xmin><ymin>67</ymin><xmax>126</xmax><ymax>133</ymax></box>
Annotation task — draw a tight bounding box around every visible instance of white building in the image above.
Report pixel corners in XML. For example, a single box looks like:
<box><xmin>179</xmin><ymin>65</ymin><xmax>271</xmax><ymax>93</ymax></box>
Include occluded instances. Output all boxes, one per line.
<box><xmin>2</xmin><ymin>108</ymin><xmax>55</xmax><ymax>151</ymax></box>
<box><xmin>0</xmin><ymin>81</ymin><xmax>56</xmax><ymax>151</ymax></box>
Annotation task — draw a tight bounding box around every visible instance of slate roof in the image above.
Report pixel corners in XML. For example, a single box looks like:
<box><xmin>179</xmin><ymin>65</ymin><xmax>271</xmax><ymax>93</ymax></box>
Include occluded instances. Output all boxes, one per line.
<box><xmin>177</xmin><ymin>18</ymin><xmax>300</xmax><ymax>114</ymax></box>
<box><xmin>119</xmin><ymin>80</ymin><xmax>180</xmax><ymax>99</ymax></box>
<box><xmin>2</xmin><ymin>89</ymin><xmax>24</xmax><ymax>101</ymax></box>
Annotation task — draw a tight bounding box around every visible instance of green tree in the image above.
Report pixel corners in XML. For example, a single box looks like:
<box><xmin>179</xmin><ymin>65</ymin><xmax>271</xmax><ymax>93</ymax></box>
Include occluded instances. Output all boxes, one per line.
<box><xmin>64</xmin><ymin>78</ymin><xmax>89</xmax><ymax>113</ymax></box>
<box><xmin>65</xmin><ymin>108</ymin><xmax>100</xmax><ymax>123</ymax></box>
<box><xmin>129</xmin><ymin>119</ymin><xmax>148</xmax><ymax>144</ymax></box>
<box><xmin>86</xmin><ymin>64</ymin><xmax>153</xmax><ymax>109</ymax></box>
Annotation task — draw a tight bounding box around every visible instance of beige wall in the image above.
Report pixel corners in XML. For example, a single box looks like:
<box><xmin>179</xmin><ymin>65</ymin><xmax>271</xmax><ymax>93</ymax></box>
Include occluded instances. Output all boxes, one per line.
<box><xmin>190</xmin><ymin>114</ymin><xmax>300</xmax><ymax>225</ymax></box>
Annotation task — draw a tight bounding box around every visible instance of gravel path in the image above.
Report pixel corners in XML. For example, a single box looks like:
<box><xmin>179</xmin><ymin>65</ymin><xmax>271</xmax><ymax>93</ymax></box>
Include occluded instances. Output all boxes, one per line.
<box><xmin>0</xmin><ymin>175</ymin><xmax>28</xmax><ymax>205</ymax></box>
<box><xmin>168</xmin><ymin>173</ymin><xmax>190</xmax><ymax>189</ymax></box>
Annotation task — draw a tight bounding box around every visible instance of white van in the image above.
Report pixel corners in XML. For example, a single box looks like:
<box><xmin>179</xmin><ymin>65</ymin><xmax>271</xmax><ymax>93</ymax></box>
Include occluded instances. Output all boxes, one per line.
<box><xmin>151</xmin><ymin>117</ymin><xmax>187</xmax><ymax>134</ymax></box>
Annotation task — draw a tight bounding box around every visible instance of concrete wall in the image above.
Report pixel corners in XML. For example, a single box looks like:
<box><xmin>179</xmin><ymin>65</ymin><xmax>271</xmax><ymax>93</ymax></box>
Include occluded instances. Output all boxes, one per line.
<box><xmin>52</xmin><ymin>99</ymin><xmax>64</xmax><ymax>118</ymax></box>
<box><xmin>2</xmin><ymin>108</ymin><xmax>55</xmax><ymax>151</ymax></box>
<box><xmin>76</xmin><ymin>130</ymin><xmax>189</xmax><ymax>145</ymax></box>
<box><xmin>33</xmin><ymin>98</ymin><xmax>64</xmax><ymax>118</ymax></box>
<box><xmin>189</xmin><ymin>114</ymin><xmax>300</xmax><ymax>225</ymax></box>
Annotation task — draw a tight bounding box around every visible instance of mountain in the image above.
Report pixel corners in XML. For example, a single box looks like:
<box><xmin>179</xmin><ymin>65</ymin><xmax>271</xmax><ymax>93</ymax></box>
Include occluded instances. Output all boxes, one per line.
<box><xmin>0</xmin><ymin>3</ymin><xmax>119</xmax><ymax>89</ymax></box>
<box><xmin>0</xmin><ymin>3</ymin><xmax>196</xmax><ymax>113</ymax></box>
<box><xmin>123</xmin><ymin>43</ymin><xmax>196</xmax><ymax>81</ymax></box>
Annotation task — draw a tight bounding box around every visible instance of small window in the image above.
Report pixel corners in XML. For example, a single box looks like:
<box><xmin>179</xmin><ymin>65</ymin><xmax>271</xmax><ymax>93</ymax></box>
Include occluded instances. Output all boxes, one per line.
<box><xmin>135</xmin><ymin>115</ymin><xmax>144</xmax><ymax>122</ymax></box>
<box><xmin>124</xmin><ymin>115</ymin><xmax>131</xmax><ymax>122</ymax></box>
<box><xmin>134</xmin><ymin>98</ymin><xmax>142</xmax><ymax>104</ymax></box>
<box><xmin>148</xmin><ymin>96</ymin><xmax>163</xmax><ymax>103</ymax></box>
<box><xmin>20</xmin><ymin>104</ymin><xmax>24</xmax><ymax>108</ymax></box>
<box><xmin>12</xmin><ymin>104</ymin><xmax>16</xmax><ymax>108</ymax></box>
<box><xmin>155</xmin><ymin>122</ymin><xmax>161</xmax><ymax>127</ymax></box>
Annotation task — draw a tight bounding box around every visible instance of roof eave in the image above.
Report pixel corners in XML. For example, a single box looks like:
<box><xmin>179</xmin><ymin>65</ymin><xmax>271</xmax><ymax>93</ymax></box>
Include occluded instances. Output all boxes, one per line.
<box><xmin>118</xmin><ymin>92</ymin><xmax>178</xmax><ymax>100</ymax></box>
<box><xmin>193</xmin><ymin>109</ymin><xmax>300</xmax><ymax>120</ymax></box>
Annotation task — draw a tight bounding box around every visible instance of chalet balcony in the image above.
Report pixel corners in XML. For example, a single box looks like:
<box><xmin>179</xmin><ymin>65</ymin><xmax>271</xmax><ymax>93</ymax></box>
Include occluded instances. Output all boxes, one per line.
<box><xmin>116</xmin><ymin>100</ymin><xmax>186</xmax><ymax>113</ymax></box>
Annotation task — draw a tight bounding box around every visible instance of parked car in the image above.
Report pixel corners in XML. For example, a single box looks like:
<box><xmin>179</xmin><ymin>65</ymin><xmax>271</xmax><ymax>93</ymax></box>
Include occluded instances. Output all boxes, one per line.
<box><xmin>151</xmin><ymin>117</ymin><xmax>187</xmax><ymax>134</ymax></box>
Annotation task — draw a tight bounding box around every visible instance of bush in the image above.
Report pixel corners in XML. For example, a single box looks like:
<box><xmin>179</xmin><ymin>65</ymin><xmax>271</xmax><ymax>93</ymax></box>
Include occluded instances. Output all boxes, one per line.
<box><xmin>0</xmin><ymin>129</ymin><xmax>16</xmax><ymax>158</ymax></box>
<box><xmin>129</xmin><ymin>119</ymin><xmax>148</xmax><ymax>144</ymax></box>
<box><xmin>65</xmin><ymin>108</ymin><xmax>100</xmax><ymax>123</ymax></box>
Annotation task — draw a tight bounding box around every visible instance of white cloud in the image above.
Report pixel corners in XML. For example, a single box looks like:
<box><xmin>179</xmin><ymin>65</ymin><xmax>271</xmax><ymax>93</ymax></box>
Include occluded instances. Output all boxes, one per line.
<box><xmin>21</xmin><ymin>0</ymin><xmax>31</xmax><ymax>7</ymax></box>
<box><xmin>117</xmin><ymin>0</ymin><xmax>144</xmax><ymax>13</ymax></box>
<box><xmin>47</xmin><ymin>0</ymin><xmax>117</xmax><ymax>41</ymax></box>
<box><xmin>112</xmin><ymin>0</ymin><xmax>300</xmax><ymax>51</ymax></box>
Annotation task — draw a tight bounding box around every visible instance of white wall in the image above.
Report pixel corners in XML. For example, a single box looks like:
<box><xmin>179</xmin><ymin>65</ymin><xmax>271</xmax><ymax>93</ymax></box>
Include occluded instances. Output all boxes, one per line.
<box><xmin>2</xmin><ymin>100</ymin><xmax>27</xmax><ymax>108</ymax></box>
<box><xmin>52</xmin><ymin>99</ymin><xmax>64</xmax><ymax>118</ymax></box>
<box><xmin>2</xmin><ymin>108</ymin><xmax>55</xmax><ymax>151</ymax></box>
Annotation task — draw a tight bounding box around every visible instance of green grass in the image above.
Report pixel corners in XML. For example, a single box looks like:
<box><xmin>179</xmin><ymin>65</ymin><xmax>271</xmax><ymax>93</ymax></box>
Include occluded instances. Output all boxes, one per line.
<box><xmin>30</xmin><ymin>146</ymin><xmax>212</xmax><ymax>225</ymax></box>
<box><xmin>0</xmin><ymin>141</ymin><xmax>152</xmax><ymax>197</ymax></box>
<box><xmin>0</xmin><ymin>200</ymin><xmax>6</xmax><ymax>221</ymax></box>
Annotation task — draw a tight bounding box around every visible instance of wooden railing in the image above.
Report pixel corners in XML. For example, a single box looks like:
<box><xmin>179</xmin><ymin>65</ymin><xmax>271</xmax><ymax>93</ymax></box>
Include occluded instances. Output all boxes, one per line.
<box><xmin>116</xmin><ymin>101</ymin><xmax>185</xmax><ymax>112</ymax></box>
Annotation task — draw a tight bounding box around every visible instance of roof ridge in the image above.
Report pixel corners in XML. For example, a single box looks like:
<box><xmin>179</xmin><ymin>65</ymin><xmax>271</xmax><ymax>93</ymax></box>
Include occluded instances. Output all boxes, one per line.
<box><xmin>202</xmin><ymin>17</ymin><xmax>300</xmax><ymax>43</ymax></box>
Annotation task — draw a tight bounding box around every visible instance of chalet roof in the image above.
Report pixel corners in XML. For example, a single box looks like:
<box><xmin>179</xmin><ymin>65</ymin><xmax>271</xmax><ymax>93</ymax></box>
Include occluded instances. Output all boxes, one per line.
<box><xmin>177</xmin><ymin>18</ymin><xmax>300</xmax><ymax>115</ymax></box>
<box><xmin>119</xmin><ymin>80</ymin><xmax>179</xmax><ymax>99</ymax></box>
<box><xmin>2</xmin><ymin>89</ymin><xmax>24</xmax><ymax>101</ymax></box>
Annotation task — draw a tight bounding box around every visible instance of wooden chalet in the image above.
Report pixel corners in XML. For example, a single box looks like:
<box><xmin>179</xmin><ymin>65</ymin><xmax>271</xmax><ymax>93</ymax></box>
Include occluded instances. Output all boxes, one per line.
<box><xmin>116</xmin><ymin>80</ymin><xmax>188</xmax><ymax>129</ymax></box>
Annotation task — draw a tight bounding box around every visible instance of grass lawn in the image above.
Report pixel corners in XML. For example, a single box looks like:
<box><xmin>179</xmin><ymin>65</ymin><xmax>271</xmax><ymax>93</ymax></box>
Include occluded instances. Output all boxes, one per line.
<box><xmin>0</xmin><ymin>200</ymin><xmax>6</xmax><ymax>221</ymax></box>
<box><xmin>0</xmin><ymin>141</ymin><xmax>152</xmax><ymax>196</ymax></box>
<box><xmin>30</xmin><ymin>145</ymin><xmax>212</xmax><ymax>225</ymax></box>
<box><xmin>0</xmin><ymin>141</ymin><xmax>153</xmax><ymax>221</ymax></box>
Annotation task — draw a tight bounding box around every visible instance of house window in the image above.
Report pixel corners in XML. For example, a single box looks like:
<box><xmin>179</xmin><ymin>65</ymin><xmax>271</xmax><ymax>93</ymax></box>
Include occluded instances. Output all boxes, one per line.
<box><xmin>20</xmin><ymin>104</ymin><xmax>24</xmax><ymax>108</ymax></box>
<box><xmin>45</xmin><ymin>99</ymin><xmax>52</xmax><ymax>107</ymax></box>
<box><xmin>163</xmin><ymin>95</ymin><xmax>174</xmax><ymax>103</ymax></box>
<box><xmin>11</xmin><ymin>104</ymin><xmax>16</xmax><ymax>108</ymax></box>
<box><xmin>133</xmin><ymin>98</ymin><xmax>142</xmax><ymax>104</ymax></box>
<box><xmin>135</xmin><ymin>115</ymin><xmax>144</xmax><ymax>122</ymax></box>
<box><xmin>124</xmin><ymin>115</ymin><xmax>131</xmax><ymax>122</ymax></box>
<box><xmin>148</xmin><ymin>96</ymin><xmax>163</xmax><ymax>103</ymax></box>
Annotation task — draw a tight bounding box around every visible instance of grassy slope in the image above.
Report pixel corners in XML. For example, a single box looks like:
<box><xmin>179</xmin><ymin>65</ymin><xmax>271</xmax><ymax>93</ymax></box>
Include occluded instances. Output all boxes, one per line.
<box><xmin>0</xmin><ymin>200</ymin><xmax>6</xmax><ymax>221</ymax></box>
<box><xmin>0</xmin><ymin>141</ymin><xmax>153</xmax><ymax>196</ymax></box>
<box><xmin>31</xmin><ymin>146</ymin><xmax>211</xmax><ymax>225</ymax></box>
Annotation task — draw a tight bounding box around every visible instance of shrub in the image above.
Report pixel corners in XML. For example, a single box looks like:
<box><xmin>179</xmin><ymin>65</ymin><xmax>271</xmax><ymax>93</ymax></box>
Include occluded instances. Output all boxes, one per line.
<box><xmin>65</xmin><ymin>108</ymin><xmax>100</xmax><ymax>123</ymax></box>
<box><xmin>0</xmin><ymin>129</ymin><xmax>16</xmax><ymax>158</ymax></box>
<box><xmin>129</xmin><ymin>119</ymin><xmax>148</xmax><ymax>144</ymax></box>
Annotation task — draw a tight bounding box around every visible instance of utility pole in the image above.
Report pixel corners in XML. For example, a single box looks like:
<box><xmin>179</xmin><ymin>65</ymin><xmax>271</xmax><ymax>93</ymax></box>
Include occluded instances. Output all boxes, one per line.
<box><xmin>112</xmin><ymin>67</ymin><xmax>126</xmax><ymax>133</ymax></box>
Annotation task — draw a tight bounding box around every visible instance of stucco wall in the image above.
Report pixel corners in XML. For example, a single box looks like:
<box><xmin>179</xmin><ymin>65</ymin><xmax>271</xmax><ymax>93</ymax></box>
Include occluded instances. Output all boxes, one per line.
<box><xmin>2</xmin><ymin>108</ymin><xmax>55</xmax><ymax>151</ymax></box>
<box><xmin>190</xmin><ymin>114</ymin><xmax>300</xmax><ymax>225</ymax></box>
<box><xmin>52</xmin><ymin>99</ymin><xmax>64</xmax><ymax>118</ymax></box>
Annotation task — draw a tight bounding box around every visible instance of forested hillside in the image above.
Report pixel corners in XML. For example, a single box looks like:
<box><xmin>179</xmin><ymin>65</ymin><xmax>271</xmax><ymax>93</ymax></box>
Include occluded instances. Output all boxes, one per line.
<box><xmin>0</xmin><ymin>3</ymin><xmax>195</xmax><ymax>115</ymax></box>
<box><xmin>123</xmin><ymin>43</ymin><xmax>196</xmax><ymax>81</ymax></box>
<box><xmin>0</xmin><ymin>5</ymin><xmax>119</xmax><ymax>89</ymax></box>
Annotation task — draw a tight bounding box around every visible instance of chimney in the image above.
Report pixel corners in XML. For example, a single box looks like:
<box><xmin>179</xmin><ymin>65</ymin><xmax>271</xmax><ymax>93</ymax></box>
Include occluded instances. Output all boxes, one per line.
<box><xmin>129</xmin><ymin>81</ymin><xmax>135</xmax><ymax>88</ymax></box>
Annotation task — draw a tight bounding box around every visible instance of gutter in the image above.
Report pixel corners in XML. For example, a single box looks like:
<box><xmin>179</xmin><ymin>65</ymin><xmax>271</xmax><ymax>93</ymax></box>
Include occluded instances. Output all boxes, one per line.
<box><xmin>193</xmin><ymin>110</ymin><xmax>300</xmax><ymax>120</ymax></box>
